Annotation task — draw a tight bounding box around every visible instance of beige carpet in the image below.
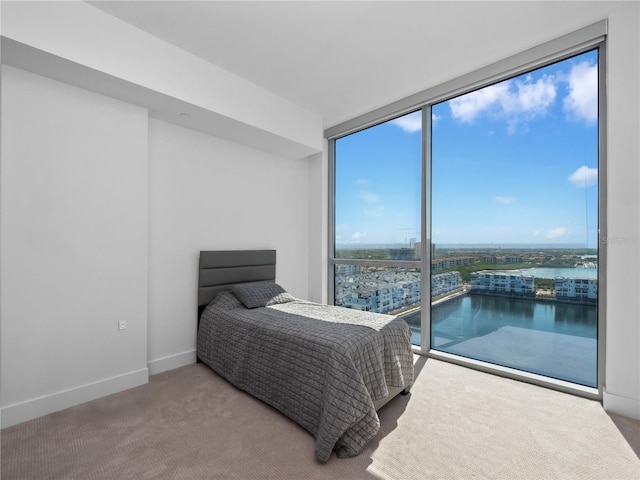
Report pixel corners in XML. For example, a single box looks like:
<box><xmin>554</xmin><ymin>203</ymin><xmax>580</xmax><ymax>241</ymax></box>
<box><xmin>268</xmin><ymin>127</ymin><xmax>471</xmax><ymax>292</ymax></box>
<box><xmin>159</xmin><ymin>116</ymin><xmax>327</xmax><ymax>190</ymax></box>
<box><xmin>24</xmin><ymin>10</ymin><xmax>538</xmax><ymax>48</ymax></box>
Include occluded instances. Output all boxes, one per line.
<box><xmin>1</xmin><ymin>357</ymin><xmax>638</xmax><ymax>480</ymax></box>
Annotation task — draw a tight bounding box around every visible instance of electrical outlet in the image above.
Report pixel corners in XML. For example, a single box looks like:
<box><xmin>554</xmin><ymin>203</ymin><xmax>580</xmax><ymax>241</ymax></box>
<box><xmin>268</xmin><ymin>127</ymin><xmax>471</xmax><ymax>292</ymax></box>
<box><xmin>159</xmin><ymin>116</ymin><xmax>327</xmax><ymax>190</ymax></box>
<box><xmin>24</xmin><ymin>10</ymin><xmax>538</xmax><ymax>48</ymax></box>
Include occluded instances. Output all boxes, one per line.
<box><xmin>118</xmin><ymin>320</ymin><xmax>127</xmax><ymax>330</ymax></box>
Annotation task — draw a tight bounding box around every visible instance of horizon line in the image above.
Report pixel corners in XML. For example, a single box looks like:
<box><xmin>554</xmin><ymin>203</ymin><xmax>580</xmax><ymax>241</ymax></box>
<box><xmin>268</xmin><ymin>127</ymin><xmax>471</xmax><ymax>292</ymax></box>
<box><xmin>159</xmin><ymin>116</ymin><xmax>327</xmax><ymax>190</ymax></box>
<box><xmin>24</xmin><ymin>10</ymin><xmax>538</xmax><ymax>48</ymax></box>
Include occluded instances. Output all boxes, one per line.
<box><xmin>336</xmin><ymin>243</ymin><xmax>596</xmax><ymax>249</ymax></box>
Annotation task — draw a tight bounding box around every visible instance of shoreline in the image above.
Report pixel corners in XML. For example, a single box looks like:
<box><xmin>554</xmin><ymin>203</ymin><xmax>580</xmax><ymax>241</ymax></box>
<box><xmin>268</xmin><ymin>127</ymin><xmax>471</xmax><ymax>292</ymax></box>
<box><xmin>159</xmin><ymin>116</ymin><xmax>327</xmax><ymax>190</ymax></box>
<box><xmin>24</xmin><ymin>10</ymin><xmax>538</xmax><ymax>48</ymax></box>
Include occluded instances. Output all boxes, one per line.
<box><xmin>467</xmin><ymin>290</ymin><xmax>597</xmax><ymax>306</ymax></box>
<box><xmin>389</xmin><ymin>281</ymin><xmax>597</xmax><ymax>320</ymax></box>
<box><xmin>398</xmin><ymin>288</ymin><xmax>597</xmax><ymax>316</ymax></box>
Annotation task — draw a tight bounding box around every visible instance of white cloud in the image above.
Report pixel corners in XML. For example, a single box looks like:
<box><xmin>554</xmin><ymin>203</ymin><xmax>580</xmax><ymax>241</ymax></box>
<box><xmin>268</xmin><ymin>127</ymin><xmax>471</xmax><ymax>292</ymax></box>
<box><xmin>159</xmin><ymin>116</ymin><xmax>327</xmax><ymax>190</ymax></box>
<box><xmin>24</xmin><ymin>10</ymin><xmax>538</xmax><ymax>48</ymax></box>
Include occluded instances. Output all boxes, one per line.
<box><xmin>493</xmin><ymin>195</ymin><xmax>516</xmax><ymax>205</ymax></box>
<box><xmin>355</xmin><ymin>178</ymin><xmax>370</xmax><ymax>186</ymax></box>
<box><xmin>449</xmin><ymin>82</ymin><xmax>509</xmax><ymax>123</ymax></box>
<box><xmin>351</xmin><ymin>231</ymin><xmax>367</xmax><ymax>241</ymax></box>
<box><xmin>568</xmin><ymin>165</ymin><xmax>598</xmax><ymax>188</ymax></box>
<box><xmin>563</xmin><ymin>61</ymin><xmax>598</xmax><ymax>124</ymax></box>
<box><xmin>390</xmin><ymin>111</ymin><xmax>421</xmax><ymax>133</ymax></box>
<box><xmin>508</xmin><ymin>75</ymin><xmax>557</xmax><ymax>116</ymax></box>
<box><xmin>544</xmin><ymin>227</ymin><xmax>566</xmax><ymax>239</ymax></box>
<box><xmin>449</xmin><ymin>75</ymin><xmax>556</xmax><ymax>133</ymax></box>
<box><xmin>445</xmin><ymin>58</ymin><xmax>597</xmax><ymax>132</ymax></box>
<box><xmin>359</xmin><ymin>190</ymin><xmax>380</xmax><ymax>203</ymax></box>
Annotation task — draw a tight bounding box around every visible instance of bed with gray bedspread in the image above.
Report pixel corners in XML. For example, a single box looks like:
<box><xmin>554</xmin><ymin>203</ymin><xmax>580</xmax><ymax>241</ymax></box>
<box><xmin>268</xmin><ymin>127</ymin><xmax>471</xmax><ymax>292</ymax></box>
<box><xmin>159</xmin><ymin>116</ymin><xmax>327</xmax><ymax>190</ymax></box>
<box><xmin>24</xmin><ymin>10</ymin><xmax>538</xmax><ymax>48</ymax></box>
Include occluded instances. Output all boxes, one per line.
<box><xmin>197</xmin><ymin>282</ymin><xmax>414</xmax><ymax>462</ymax></box>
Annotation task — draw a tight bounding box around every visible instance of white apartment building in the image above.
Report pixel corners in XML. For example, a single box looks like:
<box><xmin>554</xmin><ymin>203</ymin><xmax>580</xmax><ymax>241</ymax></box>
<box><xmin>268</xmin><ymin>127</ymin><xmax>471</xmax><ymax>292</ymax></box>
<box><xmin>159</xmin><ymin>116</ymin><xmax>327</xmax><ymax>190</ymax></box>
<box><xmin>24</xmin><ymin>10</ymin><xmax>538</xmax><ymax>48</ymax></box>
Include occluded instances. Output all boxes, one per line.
<box><xmin>337</xmin><ymin>270</ymin><xmax>421</xmax><ymax>313</ymax></box>
<box><xmin>471</xmin><ymin>271</ymin><xmax>535</xmax><ymax>294</ymax></box>
<box><xmin>555</xmin><ymin>277</ymin><xmax>598</xmax><ymax>300</ymax></box>
<box><xmin>431</xmin><ymin>271</ymin><xmax>463</xmax><ymax>297</ymax></box>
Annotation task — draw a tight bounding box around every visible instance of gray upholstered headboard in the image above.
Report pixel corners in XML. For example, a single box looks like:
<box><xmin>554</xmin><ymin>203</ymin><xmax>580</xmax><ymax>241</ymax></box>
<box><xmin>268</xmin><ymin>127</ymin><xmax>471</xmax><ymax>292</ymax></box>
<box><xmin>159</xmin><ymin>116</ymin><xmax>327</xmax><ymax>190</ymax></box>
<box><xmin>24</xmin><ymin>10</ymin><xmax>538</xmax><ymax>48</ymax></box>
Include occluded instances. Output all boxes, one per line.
<box><xmin>198</xmin><ymin>249</ymin><xmax>276</xmax><ymax>321</ymax></box>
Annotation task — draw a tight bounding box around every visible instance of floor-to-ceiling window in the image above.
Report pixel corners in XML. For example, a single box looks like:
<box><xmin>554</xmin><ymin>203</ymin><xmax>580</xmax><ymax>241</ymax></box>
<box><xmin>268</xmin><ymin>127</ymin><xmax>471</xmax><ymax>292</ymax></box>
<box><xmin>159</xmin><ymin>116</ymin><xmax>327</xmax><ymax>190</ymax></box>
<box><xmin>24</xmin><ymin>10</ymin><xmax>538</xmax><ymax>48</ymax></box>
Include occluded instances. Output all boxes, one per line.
<box><xmin>328</xmin><ymin>26</ymin><xmax>605</xmax><ymax>395</ymax></box>
<box><xmin>430</xmin><ymin>49</ymin><xmax>599</xmax><ymax>387</ymax></box>
<box><xmin>332</xmin><ymin>112</ymin><xmax>423</xmax><ymax>337</ymax></box>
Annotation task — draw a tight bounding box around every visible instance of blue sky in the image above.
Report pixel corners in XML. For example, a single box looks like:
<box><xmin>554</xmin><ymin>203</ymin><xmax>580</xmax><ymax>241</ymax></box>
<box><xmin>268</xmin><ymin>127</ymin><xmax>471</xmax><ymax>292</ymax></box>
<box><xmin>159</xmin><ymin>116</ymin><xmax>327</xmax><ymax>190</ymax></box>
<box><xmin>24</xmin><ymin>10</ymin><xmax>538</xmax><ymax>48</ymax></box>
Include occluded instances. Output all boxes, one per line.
<box><xmin>335</xmin><ymin>49</ymin><xmax>599</xmax><ymax>248</ymax></box>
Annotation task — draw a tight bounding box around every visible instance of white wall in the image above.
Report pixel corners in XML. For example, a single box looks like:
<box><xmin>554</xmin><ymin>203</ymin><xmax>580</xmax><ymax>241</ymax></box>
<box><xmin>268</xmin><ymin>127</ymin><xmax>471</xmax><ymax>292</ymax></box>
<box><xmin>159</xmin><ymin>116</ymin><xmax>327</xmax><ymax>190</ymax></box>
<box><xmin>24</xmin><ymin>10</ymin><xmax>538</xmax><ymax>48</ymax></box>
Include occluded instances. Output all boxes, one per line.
<box><xmin>307</xmin><ymin>142</ymin><xmax>328</xmax><ymax>304</ymax></box>
<box><xmin>0</xmin><ymin>0</ymin><xmax>319</xmax><ymax>425</ymax></box>
<box><xmin>147</xmin><ymin>119</ymin><xmax>310</xmax><ymax>373</ymax></box>
<box><xmin>602</xmin><ymin>4</ymin><xmax>640</xmax><ymax>419</ymax></box>
<box><xmin>1</xmin><ymin>1</ymin><xmax>322</xmax><ymax>159</ymax></box>
<box><xmin>0</xmin><ymin>66</ymin><xmax>149</xmax><ymax>426</ymax></box>
<box><xmin>0</xmin><ymin>69</ymin><xmax>313</xmax><ymax>424</ymax></box>
<box><xmin>0</xmin><ymin>1</ymin><xmax>320</xmax><ymax>426</ymax></box>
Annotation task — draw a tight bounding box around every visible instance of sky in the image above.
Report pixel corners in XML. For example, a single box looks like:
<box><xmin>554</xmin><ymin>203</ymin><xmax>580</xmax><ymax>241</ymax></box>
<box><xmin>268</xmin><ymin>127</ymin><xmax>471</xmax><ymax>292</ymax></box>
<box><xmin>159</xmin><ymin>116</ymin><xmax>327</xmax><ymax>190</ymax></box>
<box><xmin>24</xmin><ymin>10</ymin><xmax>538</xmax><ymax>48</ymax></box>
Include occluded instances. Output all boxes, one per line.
<box><xmin>335</xmin><ymin>49</ymin><xmax>599</xmax><ymax>248</ymax></box>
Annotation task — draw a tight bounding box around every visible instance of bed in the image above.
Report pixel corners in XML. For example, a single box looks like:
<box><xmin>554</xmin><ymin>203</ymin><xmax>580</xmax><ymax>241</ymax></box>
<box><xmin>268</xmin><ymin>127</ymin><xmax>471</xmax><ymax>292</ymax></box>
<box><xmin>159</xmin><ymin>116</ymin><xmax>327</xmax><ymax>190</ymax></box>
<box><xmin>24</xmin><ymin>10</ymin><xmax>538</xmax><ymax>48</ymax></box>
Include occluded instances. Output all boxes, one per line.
<box><xmin>196</xmin><ymin>250</ymin><xmax>414</xmax><ymax>462</ymax></box>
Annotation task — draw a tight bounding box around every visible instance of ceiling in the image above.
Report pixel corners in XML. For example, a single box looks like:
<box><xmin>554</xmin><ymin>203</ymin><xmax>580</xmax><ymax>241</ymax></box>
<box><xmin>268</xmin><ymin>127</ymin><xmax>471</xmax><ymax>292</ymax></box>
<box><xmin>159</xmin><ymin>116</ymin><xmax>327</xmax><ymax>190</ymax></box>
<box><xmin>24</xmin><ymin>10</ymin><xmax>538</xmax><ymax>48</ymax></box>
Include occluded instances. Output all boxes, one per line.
<box><xmin>88</xmin><ymin>1</ymin><xmax>623</xmax><ymax>129</ymax></box>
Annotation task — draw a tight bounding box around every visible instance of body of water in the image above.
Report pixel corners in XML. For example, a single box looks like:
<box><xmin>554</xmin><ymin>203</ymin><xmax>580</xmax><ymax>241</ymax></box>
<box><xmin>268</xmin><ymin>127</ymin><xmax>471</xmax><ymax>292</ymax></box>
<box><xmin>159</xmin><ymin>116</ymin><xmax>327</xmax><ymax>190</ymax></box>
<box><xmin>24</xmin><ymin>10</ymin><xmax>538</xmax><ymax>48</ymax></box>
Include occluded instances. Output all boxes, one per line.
<box><xmin>406</xmin><ymin>294</ymin><xmax>597</xmax><ymax>387</ymax></box>
<box><xmin>509</xmin><ymin>266</ymin><xmax>598</xmax><ymax>279</ymax></box>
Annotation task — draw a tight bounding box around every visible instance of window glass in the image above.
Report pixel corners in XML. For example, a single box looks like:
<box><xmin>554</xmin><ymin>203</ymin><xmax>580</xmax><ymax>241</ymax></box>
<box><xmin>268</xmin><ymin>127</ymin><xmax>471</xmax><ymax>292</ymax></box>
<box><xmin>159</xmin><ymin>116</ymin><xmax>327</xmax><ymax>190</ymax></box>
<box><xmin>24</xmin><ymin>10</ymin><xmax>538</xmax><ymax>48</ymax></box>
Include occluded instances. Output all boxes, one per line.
<box><xmin>330</xmin><ymin>47</ymin><xmax>601</xmax><ymax>389</ymax></box>
<box><xmin>430</xmin><ymin>49</ymin><xmax>599</xmax><ymax>387</ymax></box>
<box><xmin>334</xmin><ymin>111</ymin><xmax>422</xmax><ymax>260</ymax></box>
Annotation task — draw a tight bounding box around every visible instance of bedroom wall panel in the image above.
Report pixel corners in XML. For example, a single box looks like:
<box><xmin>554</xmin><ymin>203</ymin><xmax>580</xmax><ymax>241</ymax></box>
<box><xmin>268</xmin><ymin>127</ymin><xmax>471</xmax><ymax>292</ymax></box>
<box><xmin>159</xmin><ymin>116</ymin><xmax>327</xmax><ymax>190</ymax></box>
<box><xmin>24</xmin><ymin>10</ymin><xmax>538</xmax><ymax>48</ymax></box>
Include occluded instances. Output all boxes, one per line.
<box><xmin>147</xmin><ymin>119</ymin><xmax>310</xmax><ymax>374</ymax></box>
<box><xmin>0</xmin><ymin>66</ymin><xmax>149</xmax><ymax>427</ymax></box>
<box><xmin>602</xmin><ymin>4</ymin><xmax>640</xmax><ymax>420</ymax></box>
<box><xmin>307</xmin><ymin>144</ymin><xmax>328</xmax><ymax>304</ymax></box>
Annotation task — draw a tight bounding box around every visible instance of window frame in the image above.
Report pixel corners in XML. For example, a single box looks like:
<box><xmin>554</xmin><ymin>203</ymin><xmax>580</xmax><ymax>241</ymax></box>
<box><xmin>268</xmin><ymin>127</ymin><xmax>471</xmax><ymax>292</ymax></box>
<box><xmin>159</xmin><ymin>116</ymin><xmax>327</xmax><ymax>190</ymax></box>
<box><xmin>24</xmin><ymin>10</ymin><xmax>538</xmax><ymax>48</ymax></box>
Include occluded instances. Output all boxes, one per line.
<box><xmin>327</xmin><ymin>21</ymin><xmax>607</xmax><ymax>400</ymax></box>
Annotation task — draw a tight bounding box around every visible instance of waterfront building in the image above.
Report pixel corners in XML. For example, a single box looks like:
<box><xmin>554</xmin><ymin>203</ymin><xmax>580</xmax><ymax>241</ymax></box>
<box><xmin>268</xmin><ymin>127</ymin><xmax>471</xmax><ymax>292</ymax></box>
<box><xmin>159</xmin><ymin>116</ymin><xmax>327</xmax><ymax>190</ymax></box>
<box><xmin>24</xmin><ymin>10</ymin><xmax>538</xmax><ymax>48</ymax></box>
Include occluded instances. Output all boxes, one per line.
<box><xmin>336</xmin><ymin>269</ymin><xmax>421</xmax><ymax>313</ymax></box>
<box><xmin>471</xmin><ymin>271</ymin><xmax>535</xmax><ymax>295</ymax></box>
<box><xmin>431</xmin><ymin>271</ymin><xmax>463</xmax><ymax>297</ymax></box>
<box><xmin>555</xmin><ymin>277</ymin><xmax>598</xmax><ymax>300</ymax></box>
<box><xmin>394</xmin><ymin>278</ymin><xmax>421</xmax><ymax>305</ymax></box>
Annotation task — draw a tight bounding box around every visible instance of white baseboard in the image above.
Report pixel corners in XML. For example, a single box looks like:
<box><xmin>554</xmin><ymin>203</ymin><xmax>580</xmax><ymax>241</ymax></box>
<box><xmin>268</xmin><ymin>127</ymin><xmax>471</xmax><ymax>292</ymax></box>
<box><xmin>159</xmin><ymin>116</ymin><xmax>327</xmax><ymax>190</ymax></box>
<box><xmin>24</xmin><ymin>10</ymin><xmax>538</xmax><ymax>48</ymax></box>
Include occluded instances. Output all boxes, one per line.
<box><xmin>147</xmin><ymin>349</ymin><xmax>196</xmax><ymax>376</ymax></box>
<box><xmin>603</xmin><ymin>389</ymin><xmax>640</xmax><ymax>420</ymax></box>
<box><xmin>1</xmin><ymin>368</ymin><xmax>149</xmax><ymax>429</ymax></box>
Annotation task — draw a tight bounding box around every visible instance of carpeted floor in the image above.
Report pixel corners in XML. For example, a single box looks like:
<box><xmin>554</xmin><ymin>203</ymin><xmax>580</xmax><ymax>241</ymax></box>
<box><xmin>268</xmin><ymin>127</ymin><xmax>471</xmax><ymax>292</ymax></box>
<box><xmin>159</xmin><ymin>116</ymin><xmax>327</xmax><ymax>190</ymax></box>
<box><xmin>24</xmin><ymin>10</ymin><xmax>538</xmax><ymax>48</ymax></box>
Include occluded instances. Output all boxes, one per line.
<box><xmin>1</xmin><ymin>357</ymin><xmax>638</xmax><ymax>480</ymax></box>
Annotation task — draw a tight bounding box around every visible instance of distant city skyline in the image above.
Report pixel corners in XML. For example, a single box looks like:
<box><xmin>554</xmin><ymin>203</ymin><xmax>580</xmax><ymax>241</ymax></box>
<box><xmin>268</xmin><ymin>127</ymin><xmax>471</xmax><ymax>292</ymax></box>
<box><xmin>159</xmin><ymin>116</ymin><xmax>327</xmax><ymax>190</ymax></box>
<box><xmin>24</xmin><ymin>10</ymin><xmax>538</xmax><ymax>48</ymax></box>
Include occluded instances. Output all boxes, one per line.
<box><xmin>335</xmin><ymin>49</ymin><xmax>599</xmax><ymax>249</ymax></box>
<box><xmin>334</xmin><ymin>242</ymin><xmax>595</xmax><ymax>250</ymax></box>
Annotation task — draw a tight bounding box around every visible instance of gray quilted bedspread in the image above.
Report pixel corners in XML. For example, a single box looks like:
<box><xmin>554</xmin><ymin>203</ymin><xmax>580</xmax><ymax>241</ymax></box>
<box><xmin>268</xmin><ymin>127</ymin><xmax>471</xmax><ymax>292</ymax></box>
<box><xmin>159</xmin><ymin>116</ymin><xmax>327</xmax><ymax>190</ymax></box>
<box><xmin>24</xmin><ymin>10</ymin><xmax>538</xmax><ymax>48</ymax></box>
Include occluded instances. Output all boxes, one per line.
<box><xmin>197</xmin><ymin>291</ymin><xmax>414</xmax><ymax>462</ymax></box>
